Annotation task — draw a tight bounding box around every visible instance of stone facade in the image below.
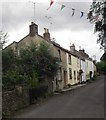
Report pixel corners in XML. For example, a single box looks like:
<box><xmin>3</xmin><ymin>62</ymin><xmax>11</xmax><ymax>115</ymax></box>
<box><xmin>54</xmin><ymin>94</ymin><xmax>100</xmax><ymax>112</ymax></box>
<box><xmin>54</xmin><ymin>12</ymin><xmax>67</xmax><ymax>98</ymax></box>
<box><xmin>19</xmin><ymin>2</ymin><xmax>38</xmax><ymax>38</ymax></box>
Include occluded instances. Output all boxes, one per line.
<box><xmin>2</xmin><ymin>87</ymin><xmax>29</xmax><ymax>116</ymax></box>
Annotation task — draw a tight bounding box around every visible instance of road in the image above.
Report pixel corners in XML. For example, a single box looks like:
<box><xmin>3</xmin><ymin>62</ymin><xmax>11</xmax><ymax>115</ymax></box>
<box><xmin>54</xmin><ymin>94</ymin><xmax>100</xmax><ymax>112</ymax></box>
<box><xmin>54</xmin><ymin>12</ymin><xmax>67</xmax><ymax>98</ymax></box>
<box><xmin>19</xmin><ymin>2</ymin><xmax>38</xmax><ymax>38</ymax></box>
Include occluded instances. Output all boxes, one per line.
<box><xmin>13</xmin><ymin>75</ymin><xmax>104</xmax><ymax>118</ymax></box>
<box><xmin>0</xmin><ymin>91</ymin><xmax>1</xmax><ymax>119</ymax></box>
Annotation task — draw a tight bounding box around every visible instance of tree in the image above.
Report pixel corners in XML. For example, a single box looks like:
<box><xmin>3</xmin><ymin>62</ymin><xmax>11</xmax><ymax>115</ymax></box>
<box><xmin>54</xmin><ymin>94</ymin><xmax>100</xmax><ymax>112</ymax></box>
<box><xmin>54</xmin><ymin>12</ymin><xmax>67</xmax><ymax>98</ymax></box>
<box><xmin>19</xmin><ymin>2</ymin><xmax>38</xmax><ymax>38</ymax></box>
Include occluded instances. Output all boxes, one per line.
<box><xmin>96</xmin><ymin>61</ymin><xmax>106</xmax><ymax>74</ymax></box>
<box><xmin>2</xmin><ymin>48</ymin><xmax>16</xmax><ymax>72</ymax></box>
<box><xmin>18</xmin><ymin>42</ymin><xmax>60</xmax><ymax>88</ymax></box>
<box><xmin>36</xmin><ymin>42</ymin><xmax>59</xmax><ymax>78</ymax></box>
<box><xmin>87</xmin><ymin>1</ymin><xmax>106</xmax><ymax>50</ymax></box>
<box><xmin>2</xmin><ymin>42</ymin><xmax>60</xmax><ymax>91</ymax></box>
<box><xmin>2</xmin><ymin>48</ymin><xmax>28</xmax><ymax>90</ymax></box>
<box><xmin>0</xmin><ymin>31</ymin><xmax>8</xmax><ymax>50</ymax></box>
<box><xmin>100</xmin><ymin>51</ymin><xmax>106</xmax><ymax>61</ymax></box>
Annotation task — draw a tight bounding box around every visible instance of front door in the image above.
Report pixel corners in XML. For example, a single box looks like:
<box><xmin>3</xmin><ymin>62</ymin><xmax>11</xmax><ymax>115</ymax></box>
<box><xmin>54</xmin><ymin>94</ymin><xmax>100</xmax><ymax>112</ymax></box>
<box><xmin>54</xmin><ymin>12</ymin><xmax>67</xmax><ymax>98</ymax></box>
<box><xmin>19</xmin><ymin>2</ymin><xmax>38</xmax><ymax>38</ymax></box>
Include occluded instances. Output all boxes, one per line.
<box><xmin>64</xmin><ymin>70</ymin><xmax>67</xmax><ymax>87</ymax></box>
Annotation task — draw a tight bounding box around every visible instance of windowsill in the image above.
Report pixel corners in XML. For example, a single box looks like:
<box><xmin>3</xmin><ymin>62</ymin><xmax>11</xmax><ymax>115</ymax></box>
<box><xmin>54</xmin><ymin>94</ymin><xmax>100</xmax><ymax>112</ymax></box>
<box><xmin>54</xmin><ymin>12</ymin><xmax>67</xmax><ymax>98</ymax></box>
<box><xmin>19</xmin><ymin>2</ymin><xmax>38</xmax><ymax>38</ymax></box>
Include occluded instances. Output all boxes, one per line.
<box><xmin>58</xmin><ymin>79</ymin><xmax>62</xmax><ymax>81</ymax></box>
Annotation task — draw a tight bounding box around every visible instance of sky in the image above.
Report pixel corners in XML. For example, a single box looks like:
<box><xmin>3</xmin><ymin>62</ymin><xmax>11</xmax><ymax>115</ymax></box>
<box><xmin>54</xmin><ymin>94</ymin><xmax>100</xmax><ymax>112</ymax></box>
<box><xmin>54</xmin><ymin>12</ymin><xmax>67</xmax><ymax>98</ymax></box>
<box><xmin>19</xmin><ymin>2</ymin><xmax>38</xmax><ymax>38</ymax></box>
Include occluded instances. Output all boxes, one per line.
<box><xmin>1</xmin><ymin>0</ymin><xmax>104</xmax><ymax>61</ymax></box>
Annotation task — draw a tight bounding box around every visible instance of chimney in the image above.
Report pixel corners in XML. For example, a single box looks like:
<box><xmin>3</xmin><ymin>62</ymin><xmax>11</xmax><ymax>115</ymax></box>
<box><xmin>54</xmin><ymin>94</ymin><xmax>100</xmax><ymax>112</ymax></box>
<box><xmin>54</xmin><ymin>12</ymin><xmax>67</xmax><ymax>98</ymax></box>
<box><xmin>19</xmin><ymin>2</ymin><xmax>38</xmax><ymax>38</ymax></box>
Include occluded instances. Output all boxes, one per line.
<box><xmin>79</xmin><ymin>49</ymin><xmax>85</xmax><ymax>53</ymax></box>
<box><xmin>29</xmin><ymin>22</ymin><xmax>38</xmax><ymax>37</ymax></box>
<box><xmin>70</xmin><ymin>44</ymin><xmax>75</xmax><ymax>53</ymax></box>
<box><xmin>43</xmin><ymin>28</ymin><xmax>50</xmax><ymax>41</ymax></box>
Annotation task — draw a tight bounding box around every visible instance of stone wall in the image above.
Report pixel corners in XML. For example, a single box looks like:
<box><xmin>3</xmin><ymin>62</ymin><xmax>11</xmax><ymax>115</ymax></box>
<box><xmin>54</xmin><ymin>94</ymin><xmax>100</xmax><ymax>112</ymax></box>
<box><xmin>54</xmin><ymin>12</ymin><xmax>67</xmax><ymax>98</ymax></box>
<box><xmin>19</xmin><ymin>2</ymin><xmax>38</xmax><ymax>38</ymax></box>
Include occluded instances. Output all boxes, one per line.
<box><xmin>2</xmin><ymin>87</ymin><xmax>30</xmax><ymax>116</ymax></box>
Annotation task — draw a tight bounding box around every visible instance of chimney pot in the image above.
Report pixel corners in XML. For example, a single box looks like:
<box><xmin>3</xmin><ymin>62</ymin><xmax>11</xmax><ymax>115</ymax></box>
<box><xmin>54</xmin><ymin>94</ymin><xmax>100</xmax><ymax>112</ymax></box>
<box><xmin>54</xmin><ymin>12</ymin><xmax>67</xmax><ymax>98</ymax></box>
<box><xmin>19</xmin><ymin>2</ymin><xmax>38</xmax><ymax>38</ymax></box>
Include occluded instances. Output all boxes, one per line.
<box><xmin>47</xmin><ymin>29</ymin><xmax>49</xmax><ymax>33</ymax></box>
<box><xmin>29</xmin><ymin>22</ymin><xmax>38</xmax><ymax>37</ymax></box>
<box><xmin>43</xmin><ymin>28</ymin><xmax>50</xmax><ymax>41</ymax></box>
<box><xmin>70</xmin><ymin>44</ymin><xmax>75</xmax><ymax>53</ymax></box>
<box><xmin>79</xmin><ymin>49</ymin><xmax>85</xmax><ymax>53</ymax></box>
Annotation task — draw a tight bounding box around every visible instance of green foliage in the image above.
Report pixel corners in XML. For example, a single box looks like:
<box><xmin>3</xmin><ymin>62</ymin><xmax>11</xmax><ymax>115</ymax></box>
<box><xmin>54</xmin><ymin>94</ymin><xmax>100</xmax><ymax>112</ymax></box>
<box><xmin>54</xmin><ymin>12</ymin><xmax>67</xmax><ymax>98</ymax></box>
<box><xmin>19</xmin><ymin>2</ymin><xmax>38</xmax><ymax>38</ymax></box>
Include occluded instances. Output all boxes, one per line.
<box><xmin>37</xmin><ymin>42</ymin><xmax>59</xmax><ymax>77</ymax></box>
<box><xmin>3</xmin><ymin>71</ymin><xmax>28</xmax><ymax>90</ymax></box>
<box><xmin>100</xmin><ymin>52</ymin><xmax>106</xmax><ymax>61</ymax></box>
<box><xmin>2</xmin><ymin>48</ymin><xmax>16</xmax><ymax>72</ymax></box>
<box><xmin>19</xmin><ymin>42</ymin><xmax>59</xmax><ymax>78</ymax></box>
<box><xmin>96</xmin><ymin>61</ymin><xmax>106</xmax><ymax>74</ymax></box>
<box><xmin>87</xmin><ymin>1</ymin><xmax>106</xmax><ymax>50</ymax></box>
<box><xmin>19</xmin><ymin>44</ymin><xmax>38</xmax><ymax>77</ymax></box>
<box><xmin>29</xmin><ymin>72</ymin><xmax>39</xmax><ymax>88</ymax></box>
<box><xmin>2</xmin><ymin>42</ymin><xmax>60</xmax><ymax>90</ymax></box>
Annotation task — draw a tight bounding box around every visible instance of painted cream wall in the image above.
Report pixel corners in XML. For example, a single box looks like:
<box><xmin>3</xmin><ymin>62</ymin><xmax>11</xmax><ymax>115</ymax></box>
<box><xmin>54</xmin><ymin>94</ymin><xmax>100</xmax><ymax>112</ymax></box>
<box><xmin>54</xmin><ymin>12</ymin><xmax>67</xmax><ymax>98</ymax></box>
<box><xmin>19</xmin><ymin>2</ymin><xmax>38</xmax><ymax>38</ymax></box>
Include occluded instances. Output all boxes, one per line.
<box><xmin>66</xmin><ymin>53</ymin><xmax>72</xmax><ymax>85</ymax></box>
<box><xmin>85</xmin><ymin>59</ymin><xmax>90</xmax><ymax>80</ymax></box>
<box><xmin>77</xmin><ymin>57</ymin><xmax>80</xmax><ymax>82</ymax></box>
<box><xmin>90</xmin><ymin>60</ymin><xmax>96</xmax><ymax>77</ymax></box>
<box><xmin>93</xmin><ymin>63</ymin><xmax>97</xmax><ymax>74</ymax></box>
<box><xmin>80</xmin><ymin>59</ymin><xmax>86</xmax><ymax>82</ymax></box>
<box><xmin>85</xmin><ymin>59</ymin><xmax>94</xmax><ymax>80</ymax></box>
<box><xmin>91</xmin><ymin>61</ymin><xmax>94</xmax><ymax>76</ymax></box>
<box><xmin>66</xmin><ymin>53</ymin><xmax>80</xmax><ymax>85</ymax></box>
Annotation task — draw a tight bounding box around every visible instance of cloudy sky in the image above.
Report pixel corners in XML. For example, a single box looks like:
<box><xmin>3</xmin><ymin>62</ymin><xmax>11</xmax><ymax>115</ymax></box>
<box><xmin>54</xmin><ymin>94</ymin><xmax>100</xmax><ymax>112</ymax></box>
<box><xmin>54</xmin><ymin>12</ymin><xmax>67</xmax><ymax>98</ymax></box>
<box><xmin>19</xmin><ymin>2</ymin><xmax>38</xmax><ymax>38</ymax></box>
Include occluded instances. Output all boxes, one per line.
<box><xmin>1</xmin><ymin>0</ymin><xmax>104</xmax><ymax>61</ymax></box>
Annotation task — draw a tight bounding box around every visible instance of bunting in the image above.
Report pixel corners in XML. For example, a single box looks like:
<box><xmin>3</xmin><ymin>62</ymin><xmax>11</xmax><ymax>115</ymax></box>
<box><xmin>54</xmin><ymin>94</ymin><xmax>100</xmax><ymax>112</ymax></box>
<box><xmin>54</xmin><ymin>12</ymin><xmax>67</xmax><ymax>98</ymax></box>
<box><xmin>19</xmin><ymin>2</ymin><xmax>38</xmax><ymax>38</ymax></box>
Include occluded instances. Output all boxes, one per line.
<box><xmin>80</xmin><ymin>12</ymin><xmax>84</xmax><ymax>18</ymax></box>
<box><xmin>72</xmin><ymin>8</ymin><xmax>75</xmax><ymax>16</ymax></box>
<box><xmin>47</xmin><ymin>0</ymin><xmax>88</xmax><ymax>19</ymax></box>
<box><xmin>50</xmin><ymin>0</ymin><xmax>54</xmax><ymax>6</ymax></box>
<box><xmin>61</xmin><ymin>4</ymin><xmax>66</xmax><ymax>11</ymax></box>
<box><xmin>47</xmin><ymin>0</ymin><xmax>54</xmax><ymax>10</ymax></box>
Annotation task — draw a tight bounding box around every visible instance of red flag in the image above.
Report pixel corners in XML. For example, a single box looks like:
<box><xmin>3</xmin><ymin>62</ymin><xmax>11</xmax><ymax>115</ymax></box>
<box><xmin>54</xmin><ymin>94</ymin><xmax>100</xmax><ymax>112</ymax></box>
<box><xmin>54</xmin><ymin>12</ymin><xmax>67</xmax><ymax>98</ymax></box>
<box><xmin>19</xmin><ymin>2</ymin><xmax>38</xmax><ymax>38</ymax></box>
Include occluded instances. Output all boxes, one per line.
<box><xmin>47</xmin><ymin>0</ymin><xmax>54</xmax><ymax>10</ymax></box>
<box><xmin>50</xmin><ymin>0</ymin><xmax>54</xmax><ymax>6</ymax></box>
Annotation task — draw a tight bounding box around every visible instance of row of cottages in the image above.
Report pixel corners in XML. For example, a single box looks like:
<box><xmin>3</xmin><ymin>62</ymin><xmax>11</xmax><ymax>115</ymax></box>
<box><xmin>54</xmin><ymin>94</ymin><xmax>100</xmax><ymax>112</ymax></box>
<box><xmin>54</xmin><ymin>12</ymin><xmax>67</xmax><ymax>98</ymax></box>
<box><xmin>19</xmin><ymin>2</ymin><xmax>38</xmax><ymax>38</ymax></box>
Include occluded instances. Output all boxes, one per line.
<box><xmin>4</xmin><ymin>22</ymin><xmax>96</xmax><ymax>92</ymax></box>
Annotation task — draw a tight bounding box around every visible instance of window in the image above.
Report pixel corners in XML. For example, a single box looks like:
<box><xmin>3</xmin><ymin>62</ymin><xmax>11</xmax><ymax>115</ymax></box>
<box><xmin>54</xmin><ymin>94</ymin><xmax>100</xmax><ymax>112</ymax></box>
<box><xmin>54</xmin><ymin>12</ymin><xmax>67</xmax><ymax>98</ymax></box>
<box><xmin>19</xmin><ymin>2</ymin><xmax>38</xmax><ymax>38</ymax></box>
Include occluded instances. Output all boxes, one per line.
<box><xmin>87</xmin><ymin>62</ymin><xmax>88</xmax><ymax>67</ymax></box>
<box><xmin>58</xmin><ymin>49</ymin><xmax>61</xmax><ymax>61</ymax></box>
<box><xmin>68</xmin><ymin>55</ymin><xmax>71</xmax><ymax>64</ymax></box>
<box><xmin>77</xmin><ymin>71</ymin><xmax>79</xmax><ymax>80</ymax></box>
<box><xmin>17</xmin><ymin>49</ymin><xmax>20</xmax><ymax>56</ymax></box>
<box><xmin>69</xmin><ymin>68</ymin><xmax>72</xmax><ymax>79</ymax></box>
<box><xmin>58</xmin><ymin>67</ymin><xmax>62</xmax><ymax>80</ymax></box>
<box><xmin>74</xmin><ymin>71</ymin><xmax>76</xmax><ymax>80</ymax></box>
<box><xmin>77</xmin><ymin>59</ymin><xmax>79</xmax><ymax>67</ymax></box>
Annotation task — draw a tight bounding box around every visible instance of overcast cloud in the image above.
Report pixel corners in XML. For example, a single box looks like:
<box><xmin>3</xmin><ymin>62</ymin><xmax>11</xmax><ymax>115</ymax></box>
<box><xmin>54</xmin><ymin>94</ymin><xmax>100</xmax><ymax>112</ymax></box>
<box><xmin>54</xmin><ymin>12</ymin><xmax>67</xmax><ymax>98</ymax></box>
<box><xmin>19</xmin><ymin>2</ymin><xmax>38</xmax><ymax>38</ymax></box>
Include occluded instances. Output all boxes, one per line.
<box><xmin>1</xmin><ymin>0</ymin><xmax>104</xmax><ymax>61</ymax></box>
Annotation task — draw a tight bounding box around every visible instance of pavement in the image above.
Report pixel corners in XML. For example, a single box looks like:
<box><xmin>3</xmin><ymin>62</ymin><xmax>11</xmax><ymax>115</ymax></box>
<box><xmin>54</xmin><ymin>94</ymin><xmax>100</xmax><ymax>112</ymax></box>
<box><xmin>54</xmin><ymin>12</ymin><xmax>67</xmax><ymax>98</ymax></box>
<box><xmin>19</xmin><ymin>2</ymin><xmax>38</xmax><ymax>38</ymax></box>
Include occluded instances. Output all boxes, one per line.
<box><xmin>61</xmin><ymin>83</ymin><xmax>86</xmax><ymax>92</ymax></box>
<box><xmin>0</xmin><ymin>91</ymin><xmax>2</xmax><ymax>120</ymax></box>
<box><xmin>53</xmin><ymin>83</ymin><xmax>86</xmax><ymax>95</ymax></box>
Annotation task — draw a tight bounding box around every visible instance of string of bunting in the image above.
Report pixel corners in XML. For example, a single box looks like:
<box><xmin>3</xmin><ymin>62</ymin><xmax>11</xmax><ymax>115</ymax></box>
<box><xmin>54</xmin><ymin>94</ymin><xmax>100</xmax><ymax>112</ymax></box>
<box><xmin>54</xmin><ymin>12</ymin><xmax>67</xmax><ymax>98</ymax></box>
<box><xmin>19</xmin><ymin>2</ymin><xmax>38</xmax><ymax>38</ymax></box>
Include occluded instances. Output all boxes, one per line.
<box><xmin>47</xmin><ymin>0</ymin><xmax>100</xmax><ymax>21</ymax></box>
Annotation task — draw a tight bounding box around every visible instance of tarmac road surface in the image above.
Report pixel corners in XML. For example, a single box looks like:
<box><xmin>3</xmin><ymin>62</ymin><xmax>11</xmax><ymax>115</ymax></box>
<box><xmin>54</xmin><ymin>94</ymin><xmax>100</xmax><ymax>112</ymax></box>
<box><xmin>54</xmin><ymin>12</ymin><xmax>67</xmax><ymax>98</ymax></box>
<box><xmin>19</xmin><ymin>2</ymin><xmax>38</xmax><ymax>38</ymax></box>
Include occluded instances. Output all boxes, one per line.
<box><xmin>13</xmin><ymin>75</ymin><xmax>104</xmax><ymax>118</ymax></box>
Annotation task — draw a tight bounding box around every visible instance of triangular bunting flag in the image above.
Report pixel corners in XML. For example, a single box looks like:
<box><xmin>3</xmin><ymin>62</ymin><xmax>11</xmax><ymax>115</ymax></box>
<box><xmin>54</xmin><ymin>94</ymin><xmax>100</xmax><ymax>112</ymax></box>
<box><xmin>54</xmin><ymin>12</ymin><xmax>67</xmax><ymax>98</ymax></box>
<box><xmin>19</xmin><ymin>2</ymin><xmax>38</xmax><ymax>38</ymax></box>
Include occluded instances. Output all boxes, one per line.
<box><xmin>61</xmin><ymin>4</ymin><xmax>66</xmax><ymax>10</ymax></box>
<box><xmin>72</xmin><ymin>8</ymin><xmax>75</xmax><ymax>16</ymax></box>
<box><xmin>47</xmin><ymin>0</ymin><xmax>54</xmax><ymax>10</ymax></box>
<box><xmin>80</xmin><ymin>12</ymin><xmax>84</xmax><ymax>18</ymax></box>
<box><xmin>50</xmin><ymin>0</ymin><xmax>54</xmax><ymax>6</ymax></box>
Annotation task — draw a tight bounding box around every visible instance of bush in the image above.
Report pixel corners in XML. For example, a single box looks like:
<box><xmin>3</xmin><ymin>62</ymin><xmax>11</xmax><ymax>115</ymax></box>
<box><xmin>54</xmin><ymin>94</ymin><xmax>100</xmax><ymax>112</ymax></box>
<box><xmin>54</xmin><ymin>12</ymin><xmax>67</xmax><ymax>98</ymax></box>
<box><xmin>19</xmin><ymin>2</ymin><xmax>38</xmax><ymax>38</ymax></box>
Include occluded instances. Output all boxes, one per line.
<box><xmin>3</xmin><ymin>71</ymin><xmax>28</xmax><ymax>91</ymax></box>
<box><xmin>28</xmin><ymin>72</ymin><xmax>39</xmax><ymax>89</ymax></box>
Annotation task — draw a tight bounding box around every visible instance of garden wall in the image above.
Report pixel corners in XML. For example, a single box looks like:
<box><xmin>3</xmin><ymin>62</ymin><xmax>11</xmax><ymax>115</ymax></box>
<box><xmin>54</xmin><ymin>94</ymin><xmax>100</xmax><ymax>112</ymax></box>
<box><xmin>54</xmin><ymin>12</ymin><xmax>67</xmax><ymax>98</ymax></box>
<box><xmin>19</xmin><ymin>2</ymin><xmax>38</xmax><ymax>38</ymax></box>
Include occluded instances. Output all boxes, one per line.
<box><xmin>2</xmin><ymin>86</ymin><xmax>30</xmax><ymax>117</ymax></box>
